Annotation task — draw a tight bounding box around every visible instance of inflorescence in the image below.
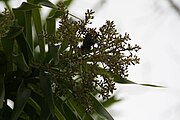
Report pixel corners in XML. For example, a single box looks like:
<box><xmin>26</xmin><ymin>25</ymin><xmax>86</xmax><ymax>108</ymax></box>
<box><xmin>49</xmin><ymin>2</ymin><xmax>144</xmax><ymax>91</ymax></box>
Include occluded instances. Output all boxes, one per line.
<box><xmin>44</xmin><ymin>3</ymin><xmax>141</xmax><ymax>112</ymax></box>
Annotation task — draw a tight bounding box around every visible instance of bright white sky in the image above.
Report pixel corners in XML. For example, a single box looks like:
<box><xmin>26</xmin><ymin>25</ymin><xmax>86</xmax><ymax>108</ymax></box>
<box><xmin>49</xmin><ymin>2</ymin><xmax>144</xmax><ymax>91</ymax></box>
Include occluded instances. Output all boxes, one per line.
<box><xmin>1</xmin><ymin>0</ymin><xmax>180</xmax><ymax>120</ymax></box>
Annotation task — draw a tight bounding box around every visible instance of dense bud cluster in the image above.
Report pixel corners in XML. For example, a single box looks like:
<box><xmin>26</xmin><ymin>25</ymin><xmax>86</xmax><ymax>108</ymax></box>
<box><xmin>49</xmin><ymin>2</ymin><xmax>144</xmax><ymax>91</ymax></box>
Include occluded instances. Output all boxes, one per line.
<box><xmin>43</xmin><ymin>3</ymin><xmax>141</xmax><ymax>112</ymax></box>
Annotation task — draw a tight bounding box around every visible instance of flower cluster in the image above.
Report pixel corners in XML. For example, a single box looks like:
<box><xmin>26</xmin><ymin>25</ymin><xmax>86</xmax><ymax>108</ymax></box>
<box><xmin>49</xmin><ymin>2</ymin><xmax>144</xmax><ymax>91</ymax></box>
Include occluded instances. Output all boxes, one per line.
<box><xmin>44</xmin><ymin>3</ymin><xmax>141</xmax><ymax>112</ymax></box>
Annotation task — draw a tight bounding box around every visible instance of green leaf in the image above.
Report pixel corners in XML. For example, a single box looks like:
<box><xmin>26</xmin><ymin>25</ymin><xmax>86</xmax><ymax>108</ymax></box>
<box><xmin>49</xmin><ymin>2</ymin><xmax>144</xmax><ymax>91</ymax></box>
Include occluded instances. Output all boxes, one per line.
<box><xmin>139</xmin><ymin>84</ymin><xmax>165</xmax><ymax>88</ymax></box>
<box><xmin>55</xmin><ymin>97</ymin><xmax>80</xmax><ymax>120</ymax></box>
<box><xmin>25</xmin><ymin>10</ymin><xmax>34</xmax><ymax>54</ymax></box>
<box><xmin>12</xmin><ymin>9</ymin><xmax>26</xmax><ymax>29</ymax></box>
<box><xmin>64</xmin><ymin>0</ymin><xmax>73</xmax><ymax>7</ymax></box>
<box><xmin>12</xmin><ymin>53</ymin><xmax>30</xmax><ymax>72</ymax></box>
<box><xmin>2</xmin><ymin>26</ymin><xmax>23</xmax><ymax>40</ymax></box>
<box><xmin>87</xmin><ymin>64</ymin><xmax>163</xmax><ymax>88</ymax></box>
<box><xmin>13</xmin><ymin>2</ymin><xmax>41</xmax><ymax>11</ymax></box>
<box><xmin>15</xmin><ymin>32</ymin><xmax>33</xmax><ymax>63</ymax></box>
<box><xmin>32</xmin><ymin>8</ymin><xmax>45</xmax><ymax>59</ymax></box>
<box><xmin>39</xmin><ymin>1</ymin><xmax>58</xmax><ymax>9</ymax></box>
<box><xmin>68</xmin><ymin>98</ymin><xmax>94</xmax><ymax>120</ymax></box>
<box><xmin>40</xmin><ymin>70</ymin><xmax>55</xmax><ymax>117</ymax></box>
<box><xmin>11</xmin><ymin>80</ymin><xmax>31</xmax><ymax>120</ymax></box>
<box><xmin>59</xmin><ymin>40</ymin><xmax>69</xmax><ymax>53</ymax></box>
<box><xmin>90</xmin><ymin>94</ymin><xmax>114</xmax><ymax>120</ymax></box>
<box><xmin>0</xmin><ymin>74</ymin><xmax>5</xmax><ymax>109</ymax></box>
<box><xmin>46</xmin><ymin>44</ymin><xmax>59</xmax><ymax>65</ymax></box>
<box><xmin>46</xmin><ymin>17</ymin><xmax>55</xmax><ymax>35</ymax></box>
<box><xmin>101</xmin><ymin>96</ymin><xmax>122</xmax><ymax>108</ymax></box>
<box><xmin>55</xmin><ymin>106</ymin><xmax>66</xmax><ymax>120</ymax></box>
<box><xmin>40</xmin><ymin>99</ymin><xmax>51</xmax><ymax>120</ymax></box>
<box><xmin>113</xmin><ymin>75</ymin><xmax>136</xmax><ymax>84</ymax></box>
<box><xmin>50</xmin><ymin>10</ymin><xmax>64</xmax><ymax>18</ymax></box>
<box><xmin>28</xmin><ymin>97</ymin><xmax>41</xmax><ymax>116</ymax></box>
<box><xmin>1</xmin><ymin>35</ymin><xmax>14</xmax><ymax>59</ymax></box>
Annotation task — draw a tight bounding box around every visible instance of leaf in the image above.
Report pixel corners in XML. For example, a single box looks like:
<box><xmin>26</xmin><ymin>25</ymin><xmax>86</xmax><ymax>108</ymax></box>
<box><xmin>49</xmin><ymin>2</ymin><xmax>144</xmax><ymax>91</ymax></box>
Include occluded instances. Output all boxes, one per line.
<box><xmin>87</xmin><ymin>64</ymin><xmax>163</xmax><ymax>88</ymax></box>
<box><xmin>46</xmin><ymin>44</ymin><xmax>60</xmax><ymax>65</ymax></box>
<box><xmin>39</xmin><ymin>1</ymin><xmax>58</xmax><ymax>9</ymax></box>
<box><xmin>55</xmin><ymin>106</ymin><xmax>66</xmax><ymax>120</ymax></box>
<box><xmin>101</xmin><ymin>96</ymin><xmax>122</xmax><ymax>108</ymax></box>
<box><xmin>50</xmin><ymin>10</ymin><xmax>64</xmax><ymax>18</ymax></box>
<box><xmin>0</xmin><ymin>50</ymin><xmax>7</xmax><ymax>74</ymax></box>
<box><xmin>40</xmin><ymin>70</ymin><xmax>55</xmax><ymax>117</ymax></box>
<box><xmin>40</xmin><ymin>99</ymin><xmax>51</xmax><ymax>120</ymax></box>
<box><xmin>2</xmin><ymin>26</ymin><xmax>23</xmax><ymax>40</ymax></box>
<box><xmin>24</xmin><ymin>10</ymin><xmax>34</xmax><ymax>53</ymax></box>
<box><xmin>90</xmin><ymin>94</ymin><xmax>114</xmax><ymax>120</ymax></box>
<box><xmin>59</xmin><ymin>40</ymin><xmax>69</xmax><ymax>53</ymax></box>
<box><xmin>13</xmin><ymin>2</ymin><xmax>41</xmax><ymax>11</ymax></box>
<box><xmin>113</xmin><ymin>75</ymin><xmax>136</xmax><ymax>84</ymax></box>
<box><xmin>12</xmin><ymin>53</ymin><xmax>30</xmax><ymax>72</ymax></box>
<box><xmin>55</xmin><ymin>97</ymin><xmax>80</xmax><ymax>120</ymax></box>
<box><xmin>139</xmin><ymin>84</ymin><xmax>165</xmax><ymax>88</ymax></box>
<box><xmin>15</xmin><ymin>32</ymin><xmax>33</xmax><ymax>63</ymax></box>
<box><xmin>27</xmin><ymin>97</ymin><xmax>41</xmax><ymax>116</ymax></box>
<box><xmin>64</xmin><ymin>0</ymin><xmax>73</xmax><ymax>7</ymax></box>
<box><xmin>68</xmin><ymin>98</ymin><xmax>94</xmax><ymax>120</ymax></box>
<box><xmin>32</xmin><ymin>8</ymin><xmax>45</xmax><ymax>59</ymax></box>
<box><xmin>46</xmin><ymin>17</ymin><xmax>56</xmax><ymax>35</ymax></box>
<box><xmin>11</xmin><ymin>80</ymin><xmax>31</xmax><ymax>120</ymax></box>
<box><xmin>0</xmin><ymin>74</ymin><xmax>5</xmax><ymax>109</ymax></box>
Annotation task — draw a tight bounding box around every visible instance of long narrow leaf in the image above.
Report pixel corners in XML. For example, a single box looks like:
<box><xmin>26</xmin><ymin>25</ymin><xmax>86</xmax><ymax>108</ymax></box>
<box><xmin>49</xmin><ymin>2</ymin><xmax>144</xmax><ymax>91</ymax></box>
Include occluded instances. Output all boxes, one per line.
<box><xmin>0</xmin><ymin>74</ymin><xmax>5</xmax><ymax>109</ymax></box>
<box><xmin>28</xmin><ymin>97</ymin><xmax>41</xmax><ymax>116</ymax></box>
<box><xmin>12</xmin><ymin>2</ymin><xmax>41</xmax><ymax>11</ymax></box>
<box><xmin>90</xmin><ymin>94</ymin><xmax>114</xmax><ymax>120</ymax></box>
<box><xmin>68</xmin><ymin>98</ymin><xmax>94</xmax><ymax>120</ymax></box>
<box><xmin>32</xmin><ymin>8</ymin><xmax>45</xmax><ymax>59</ymax></box>
<box><xmin>40</xmin><ymin>70</ymin><xmax>55</xmax><ymax>117</ymax></box>
<box><xmin>101</xmin><ymin>96</ymin><xmax>122</xmax><ymax>108</ymax></box>
<box><xmin>55</xmin><ymin>106</ymin><xmax>66</xmax><ymax>120</ymax></box>
<box><xmin>25</xmin><ymin>10</ymin><xmax>34</xmax><ymax>54</ymax></box>
<box><xmin>39</xmin><ymin>1</ymin><xmax>58</xmax><ymax>9</ymax></box>
<box><xmin>46</xmin><ymin>17</ymin><xmax>55</xmax><ymax>35</ymax></box>
<box><xmin>12</xmin><ymin>53</ymin><xmax>30</xmax><ymax>72</ymax></box>
<box><xmin>11</xmin><ymin>80</ymin><xmax>31</xmax><ymax>120</ymax></box>
<box><xmin>55</xmin><ymin>97</ymin><xmax>80</xmax><ymax>120</ymax></box>
<box><xmin>15</xmin><ymin>32</ymin><xmax>33</xmax><ymax>63</ymax></box>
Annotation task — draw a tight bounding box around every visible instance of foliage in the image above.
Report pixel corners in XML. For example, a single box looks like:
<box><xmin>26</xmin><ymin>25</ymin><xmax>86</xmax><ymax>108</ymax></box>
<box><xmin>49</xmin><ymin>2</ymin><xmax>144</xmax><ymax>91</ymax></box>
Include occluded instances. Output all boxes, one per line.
<box><xmin>0</xmin><ymin>0</ymin><xmax>160</xmax><ymax>120</ymax></box>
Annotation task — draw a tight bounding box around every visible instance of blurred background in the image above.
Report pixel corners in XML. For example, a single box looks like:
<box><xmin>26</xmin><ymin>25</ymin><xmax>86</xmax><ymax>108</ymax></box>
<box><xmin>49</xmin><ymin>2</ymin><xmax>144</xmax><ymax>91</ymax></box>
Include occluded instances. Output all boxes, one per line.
<box><xmin>1</xmin><ymin>0</ymin><xmax>180</xmax><ymax>120</ymax></box>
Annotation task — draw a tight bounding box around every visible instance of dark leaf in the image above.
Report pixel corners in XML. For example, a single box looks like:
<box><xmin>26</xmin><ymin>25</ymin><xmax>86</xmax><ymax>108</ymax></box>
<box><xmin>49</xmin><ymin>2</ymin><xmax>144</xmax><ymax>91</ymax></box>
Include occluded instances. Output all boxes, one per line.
<box><xmin>27</xmin><ymin>97</ymin><xmax>41</xmax><ymax>116</ymax></box>
<box><xmin>2</xmin><ymin>26</ymin><xmax>23</xmax><ymax>40</ymax></box>
<box><xmin>40</xmin><ymin>70</ymin><xmax>55</xmax><ymax>117</ymax></box>
<box><xmin>13</xmin><ymin>2</ymin><xmax>41</xmax><ymax>11</ymax></box>
<box><xmin>12</xmin><ymin>53</ymin><xmax>30</xmax><ymax>72</ymax></box>
<box><xmin>90</xmin><ymin>94</ymin><xmax>114</xmax><ymax>120</ymax></box>
<box><xmin>54</xmin><ymin>106</ymin><xmax>65</xmax><ymax>120</ymax></box>
<box><xmin>47</xmin><ymin>44</ymin><xmax>59</xmax><ymax>65</ymax></box>
<box><xmin>40</xmin><ymin>99</ymin><xmax>51</xmax><ymax>120</ymax></box>
<box><xmin>39</xmin><ymin>1</ymin><xmax>58</xmax><ymax>9</ymax></box>
<box><xmin>59</xmin><ymin>40</ymin><xmax>68</xmax><ymax>53</ymax></box>
<box><xmin>46</xmin><ymin>18</ymin><xmax>56</xmax><ymax>35</ymax></box>
<box><xmin>0</xmin><ymin>50</ymin><xmax>7</xmax><ymax>74</ymax></box>
<box><xmin>15</xmin><ymin>32</ymin><xmax>33</xmax><ymax>63</ymax></box>
<box><xmin>68</xmin><ymin>98</ymin><xmax>94</xmax><ymax>120</ymax></box>
<box><xmin>11</xmin><ymin>80</ymin><xmax>31</xmax><ymax>120</ymax></box>
<box><xmin>0</xmin><ymin>74</ymin><xmax>5</xmax><ymax>109</ymax></box>
<box><xmin>50</xmin><ymin>10</ymin><xmax>64</xmax><ymax>18</ymax></box>
<box><xmin>140</xmin><ymin>84</ymin><xmax>165</xmax><ymax>88</ymax></box>
<box><xmin>55</xmin><ymin>97</ymin><xmax>80</xmax><ymax>120</ymax></box>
